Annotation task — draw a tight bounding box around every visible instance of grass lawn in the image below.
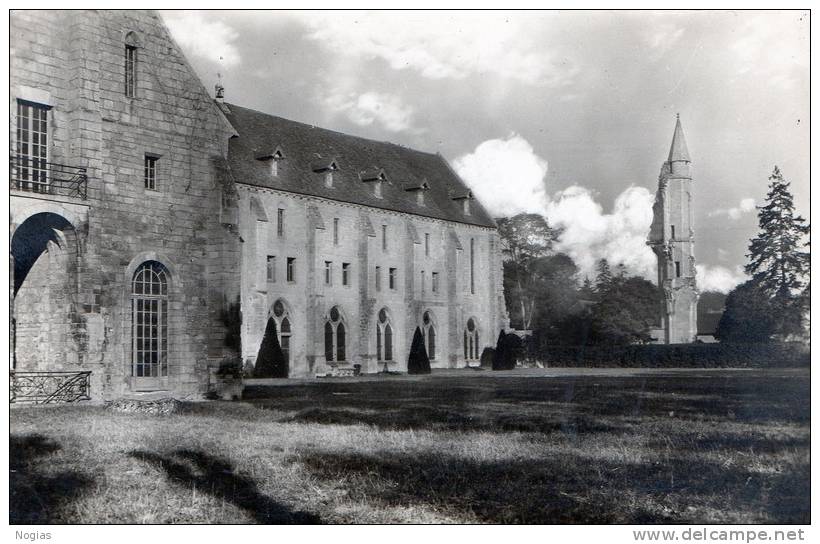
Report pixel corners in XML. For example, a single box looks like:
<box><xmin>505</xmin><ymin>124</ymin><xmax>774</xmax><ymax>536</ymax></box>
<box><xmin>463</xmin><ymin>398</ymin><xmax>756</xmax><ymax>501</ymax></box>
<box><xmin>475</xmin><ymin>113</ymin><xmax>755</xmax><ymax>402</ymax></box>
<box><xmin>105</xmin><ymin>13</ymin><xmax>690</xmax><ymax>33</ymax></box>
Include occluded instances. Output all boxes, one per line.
<box><xmin>10</xmin><ymin>368</ymin><xmax>810</xmax><ymax>524</ymax></box>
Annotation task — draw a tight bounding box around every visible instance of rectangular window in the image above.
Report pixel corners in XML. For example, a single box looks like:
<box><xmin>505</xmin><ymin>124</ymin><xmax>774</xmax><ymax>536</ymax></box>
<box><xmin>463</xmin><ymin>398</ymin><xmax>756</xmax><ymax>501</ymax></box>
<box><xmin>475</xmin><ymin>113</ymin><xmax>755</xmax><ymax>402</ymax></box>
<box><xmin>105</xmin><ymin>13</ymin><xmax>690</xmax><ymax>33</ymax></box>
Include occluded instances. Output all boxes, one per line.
<box><xmin>432</xmin><ymin>272</ymin><xmax>439</xmax><ymax>293</ymax></box>
<box><xmin>375</xmin><ymin>266</ymin><xmax>382</xmax><ymax>291</ymax></box>
<box><xmin>287</xmin><ymin>257</ymin><xmax>295</xmax><ymax>282</ymax></box>
<box><xmin>144</xmin><ymin>155</ymin><xmax>158</xmax><ymax>190</ymax></box>
<box><xmin>266</xmin><ymin>256</ymin><xmax>276</xmax><ymax>282</ymax></box>
<box><xmin>389</xmin><ymin>268</ymin><xmax>397</xmax><ymax>290</ymax></box>
<box><xmin>342</xmin><ymin>263</ymin><xmax>350</xmax><ymax>286</ymax></box>
<box><xmin>125</xmin><ymin>45</ymin><xmax>137</xmax><ymax>97</ymax></box>
<box><xmin>470</xmin><ymin>238</ymin><xmax>476</xmax><ymax>294</ymax></box>
<box><xmin>425</xmin><ymin>233</ymin><xmax>430</xmax><ymax>257</ymax></box>
<box><xmin>675</xmin><ymin>261</ymin><xmax>681</xmax><ymax>278</ymax></box>
<box><xmin>333</xmin><ymin>218</ymin><xmax>339</xmax><ymax>245</ymax></box>
<box><xmin>421</xmin><ymin>270</ymin><xmax>425</xmax><ymax>294</ymax></box>
<box><xmin>14</xmin><ymin>101</ymin><xmax>49</xmax><ymax>193</ymax></box>
<box><xmin>277</xmin><ymin>208</ymin><xmax>284</xmax><ymax>237</ymax></box>
<box><xmin>671</xmin><ymin>225</ymin><xmax>676</xmax><ymax>239</ymax></box>
<box><xmin>325</xmin><ymin>261</ymin><xmax>333</xmax><ymax>285</ymax></box>
<box><xmin>382</xmin><ymin>224</ymin><xmax>388</xmax><ymax>251</ymax></box>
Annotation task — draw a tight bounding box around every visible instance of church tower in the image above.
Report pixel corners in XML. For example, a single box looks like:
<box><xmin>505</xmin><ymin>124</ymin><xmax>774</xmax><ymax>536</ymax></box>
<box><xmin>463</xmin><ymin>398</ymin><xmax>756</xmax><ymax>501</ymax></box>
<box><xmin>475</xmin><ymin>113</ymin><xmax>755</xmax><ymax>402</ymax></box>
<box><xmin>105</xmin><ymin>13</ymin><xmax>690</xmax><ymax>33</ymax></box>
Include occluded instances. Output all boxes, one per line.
<box><xmin>647</xmin><ymin>115</ymin><xmax>699</xmax><ymax>343</ymax></box>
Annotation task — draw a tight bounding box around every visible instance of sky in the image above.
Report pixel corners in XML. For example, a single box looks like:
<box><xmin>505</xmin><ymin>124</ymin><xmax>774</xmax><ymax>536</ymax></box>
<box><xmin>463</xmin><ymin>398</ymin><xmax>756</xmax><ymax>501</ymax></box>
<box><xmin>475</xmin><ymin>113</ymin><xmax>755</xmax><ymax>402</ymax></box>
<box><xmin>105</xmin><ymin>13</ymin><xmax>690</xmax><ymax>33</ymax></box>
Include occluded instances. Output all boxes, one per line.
<box><xmin>162</xmin><ymin>10</ymin><xmax>810</xmax><ymax>293</ymax></box>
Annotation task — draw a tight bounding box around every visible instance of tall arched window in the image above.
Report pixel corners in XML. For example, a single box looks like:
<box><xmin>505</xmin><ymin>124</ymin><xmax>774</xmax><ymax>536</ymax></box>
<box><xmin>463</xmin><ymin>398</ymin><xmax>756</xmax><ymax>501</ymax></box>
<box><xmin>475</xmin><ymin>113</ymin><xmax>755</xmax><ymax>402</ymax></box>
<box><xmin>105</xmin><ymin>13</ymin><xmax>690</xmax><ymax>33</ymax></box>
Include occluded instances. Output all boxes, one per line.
<box><xmin>377</xmin><ymin>308</ymin><xmax>394</xmax><ymax>361</ymax></box>
<box><xmin>132</xmin><ymin>261</ymin><xmax>168</xmax><ymax>378</ymax></box>
<box><xmin>422</xmin><ymin>310</ymin><xmax>436</xmax><ymax>360</ymax></box>
<box><xmin>464</xmin><ymin>317</ymin><xmax>480</xmax><ymax>361</ymax></box>
<box><xmin>324</xmin><ymin>306</ymin><xmax>346</xmax><ymax>362</ymax></box>
<box><xmin>271</xmin><ymin>299</ymin><xmax>292</xmax><ymax>364</ymax></box>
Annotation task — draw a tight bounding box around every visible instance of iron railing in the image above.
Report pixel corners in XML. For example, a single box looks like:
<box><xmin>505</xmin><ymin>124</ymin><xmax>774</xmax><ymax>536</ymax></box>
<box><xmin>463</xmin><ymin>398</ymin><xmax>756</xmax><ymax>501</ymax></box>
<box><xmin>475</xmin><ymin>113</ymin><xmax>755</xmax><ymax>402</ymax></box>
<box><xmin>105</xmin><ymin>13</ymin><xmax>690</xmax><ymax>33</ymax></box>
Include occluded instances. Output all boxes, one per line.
<box><xmin>10</xmin><ymin>370</ymin><xmax>92</xmax><ymax>404</ymax></box>
<box><xmin>10</xmin><ymin>155</ymin><xmax>88</xmax><ymax>200</ymax></box>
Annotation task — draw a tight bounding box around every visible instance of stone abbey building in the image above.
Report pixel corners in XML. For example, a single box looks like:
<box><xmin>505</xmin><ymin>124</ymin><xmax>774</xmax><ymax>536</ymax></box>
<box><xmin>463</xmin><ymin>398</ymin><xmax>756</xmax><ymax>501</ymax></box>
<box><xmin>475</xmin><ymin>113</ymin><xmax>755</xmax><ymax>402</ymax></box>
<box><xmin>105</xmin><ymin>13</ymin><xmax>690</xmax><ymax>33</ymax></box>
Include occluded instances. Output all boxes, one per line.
<box><xmin>10</xmin><ymin>10</ymin><xmax>508</xmax><ymax>399</ymax></box>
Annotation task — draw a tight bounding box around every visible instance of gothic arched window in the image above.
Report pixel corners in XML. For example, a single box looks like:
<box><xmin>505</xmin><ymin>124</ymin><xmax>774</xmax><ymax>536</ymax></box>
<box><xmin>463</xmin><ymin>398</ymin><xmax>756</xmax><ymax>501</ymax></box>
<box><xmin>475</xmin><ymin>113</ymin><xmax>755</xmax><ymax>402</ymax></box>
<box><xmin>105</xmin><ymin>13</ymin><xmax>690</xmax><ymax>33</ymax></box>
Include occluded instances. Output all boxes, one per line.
<box><xmin>464</xmin><ymin>317</ymin><xmax>479</xmax><ymax>361</ymax></box>
<box><xmin>271</xmin><ymin>299</ymin><xmax>292</xmax><ymax>364</ymax></box>
<box><xmin>422</xmin><ymin>310</ymin><xmax>436</xmax><ymax>360</ymax></box>
<box><xmin>131</xmin><ymin>261</ymin><xmax>169</xmax><ymax>378</ymax></box>
<box><xmin>325</xmin><ymin>305</ymin><xmax>346</xmax><ymax>362</ymax></box>
<box><xmin>377</xmin><ymin>308</ymin><xmax>394</xmax><ymax>361</ymax></box>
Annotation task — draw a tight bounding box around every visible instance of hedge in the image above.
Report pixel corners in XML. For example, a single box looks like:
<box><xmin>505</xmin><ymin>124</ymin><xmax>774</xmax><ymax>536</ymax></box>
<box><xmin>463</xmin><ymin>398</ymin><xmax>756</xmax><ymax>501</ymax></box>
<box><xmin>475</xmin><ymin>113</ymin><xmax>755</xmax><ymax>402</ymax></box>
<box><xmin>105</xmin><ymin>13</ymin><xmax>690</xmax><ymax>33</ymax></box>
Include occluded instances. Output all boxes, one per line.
<box><xmin>522</xmin><ymin>340</ymin><xmax>809</xmax><ymax>368</ymax></box>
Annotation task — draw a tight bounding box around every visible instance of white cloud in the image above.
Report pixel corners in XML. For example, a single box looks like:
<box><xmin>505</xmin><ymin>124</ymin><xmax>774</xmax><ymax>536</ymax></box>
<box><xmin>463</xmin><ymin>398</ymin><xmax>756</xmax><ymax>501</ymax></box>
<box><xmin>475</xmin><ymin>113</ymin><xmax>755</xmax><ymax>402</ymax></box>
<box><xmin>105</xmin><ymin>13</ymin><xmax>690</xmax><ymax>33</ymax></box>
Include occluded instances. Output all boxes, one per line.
<box><xmin>324</xmin><ymin>91</ymin><xmax>419</xmax><ymax>133</ymax></box>
<box><xmin>729</xmin><ymin>13</ymin><xmax>808</xmax><ymax>88</ymax></box>
<box><xmin>453</xmin><ymin>135</ymin><xmax>550</xmax><ymax>218</ymax></box>
<box><xmin>708</xmin><ymin>197</ymin><xmax>756</xmax><ymax>220</ymax></box>
<box><xmin>546</xmin><ymin>185</ymin><xmax>656</xmax><ymax>280</ymax></box>
<box><xmin>696</xmin><ymin>264</ymin><xmax>747</xmax><ymax>294</ymax></box>
<box><xmin>164</xmin><ymin>12</ymin><xmax>241</xmax><ymax>66</ymax></box>
<box><xmin>454</xmin><ymin>135</ymin><xmax>656</xmax><ymax>279</ymax></box>
<box><xmin>294</xmin><ymin>12</ymin><xmax>577</xmax><ymax>87</ymax></box>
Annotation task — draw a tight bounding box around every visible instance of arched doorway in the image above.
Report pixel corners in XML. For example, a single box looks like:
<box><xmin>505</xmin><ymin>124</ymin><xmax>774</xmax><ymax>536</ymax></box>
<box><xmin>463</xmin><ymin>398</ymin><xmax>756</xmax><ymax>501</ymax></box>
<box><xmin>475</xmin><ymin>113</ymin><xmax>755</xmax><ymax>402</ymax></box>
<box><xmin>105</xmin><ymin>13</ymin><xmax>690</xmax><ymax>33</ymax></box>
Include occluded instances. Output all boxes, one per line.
<box><xmin>10</xmin><ymin>212</ymin><xmax>78</xmax><ymax>371</ymax></box>
<box><xmin>131</xmin><ymin>261</ymin><xmax>170</xmax><ymax>390</ymax></box>
<box><xmin>270</xmin><ymin>298</ymin><xmax>292</xmax><ymax>376</ymax></box>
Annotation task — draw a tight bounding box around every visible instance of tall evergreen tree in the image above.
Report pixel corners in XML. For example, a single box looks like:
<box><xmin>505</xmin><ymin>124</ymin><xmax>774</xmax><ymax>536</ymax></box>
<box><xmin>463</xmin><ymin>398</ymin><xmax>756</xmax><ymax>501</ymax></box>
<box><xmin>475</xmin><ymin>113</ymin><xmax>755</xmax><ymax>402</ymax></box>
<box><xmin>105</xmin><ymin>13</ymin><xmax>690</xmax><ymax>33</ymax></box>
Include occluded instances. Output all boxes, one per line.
<box><xmin>746</xmin><ymin>166</ymin><xmax>810</xmax><ymax>298</ymax></box>
<box><xmin>595</xmin><ymin>258</ymin><xmax>613</xmax><ymax>292</ymax></box>
<box><xmin>719</xmin><ymin>166</ymin><xmax>810</xmax><ymax>342</ymax></box>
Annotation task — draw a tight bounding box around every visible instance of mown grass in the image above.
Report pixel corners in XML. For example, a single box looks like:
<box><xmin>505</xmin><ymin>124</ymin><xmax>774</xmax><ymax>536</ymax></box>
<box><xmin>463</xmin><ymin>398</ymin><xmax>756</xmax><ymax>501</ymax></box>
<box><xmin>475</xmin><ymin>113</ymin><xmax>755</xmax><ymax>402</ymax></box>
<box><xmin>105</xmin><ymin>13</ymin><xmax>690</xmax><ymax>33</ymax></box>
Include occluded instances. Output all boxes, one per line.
<box><xmin>10</xmin><ymin>368</ymin><xmax>810</xmax><ymax>524</ymax></box>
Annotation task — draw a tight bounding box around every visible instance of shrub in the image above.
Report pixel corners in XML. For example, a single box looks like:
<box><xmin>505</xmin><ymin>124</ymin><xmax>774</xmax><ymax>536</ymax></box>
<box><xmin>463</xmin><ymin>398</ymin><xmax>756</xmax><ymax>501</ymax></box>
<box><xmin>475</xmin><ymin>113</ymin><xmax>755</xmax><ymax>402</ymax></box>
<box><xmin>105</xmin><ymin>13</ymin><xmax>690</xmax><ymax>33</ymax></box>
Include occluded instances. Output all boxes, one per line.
<box><xmin>523</xmin><ymin>340</ymin><xmax>809</xmax><ymax>368</ymax></box>
<box><xmin>480</xmin><ymin>347</ymin><xmax>495</xmax><ymax>368</ymax></box>
<box><xmin>492</xmin><ymin>331</ymin><xmax>520</xmax><ymax>370</ymax></box>
<box><xmin>254</xmin><ymin>318</ymin><xmax>288</xmax><ymax>378</ymax></box>
<box><xmin>215</xmin><ymin>356</ymin><xmax>243</xmax><ymax>379</ymax></box>
<box><xmin>407</xmin><ymin>327</ymin><xmax>431</xmax><ymax>374</ymax></box>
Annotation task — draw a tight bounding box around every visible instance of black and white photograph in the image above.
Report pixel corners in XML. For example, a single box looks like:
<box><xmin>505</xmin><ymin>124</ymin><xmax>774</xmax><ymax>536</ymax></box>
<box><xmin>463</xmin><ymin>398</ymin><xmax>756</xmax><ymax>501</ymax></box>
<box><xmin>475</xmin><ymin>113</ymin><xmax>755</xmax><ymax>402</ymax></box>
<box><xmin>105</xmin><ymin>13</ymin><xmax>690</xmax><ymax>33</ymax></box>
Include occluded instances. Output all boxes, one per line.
<box><xmin>7</xmin><ymin>6</ymin><xmax>812</xmax><ymax>536</ymax></box>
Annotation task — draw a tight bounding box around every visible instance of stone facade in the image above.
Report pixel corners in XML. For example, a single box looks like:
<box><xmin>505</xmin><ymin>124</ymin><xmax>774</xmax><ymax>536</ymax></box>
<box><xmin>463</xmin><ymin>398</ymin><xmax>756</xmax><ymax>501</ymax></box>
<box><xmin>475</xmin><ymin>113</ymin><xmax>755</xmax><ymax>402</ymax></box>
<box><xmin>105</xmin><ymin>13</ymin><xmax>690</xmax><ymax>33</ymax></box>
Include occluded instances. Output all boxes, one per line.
<box><xmin>10</xmin><ymin>9</ymin><xmax>507</xmax><ymax>397</ymax></box>
<box><xmin>647</xmin><ymin>115</ymin><xmax>699</xmax><ymax>344</ymax></box>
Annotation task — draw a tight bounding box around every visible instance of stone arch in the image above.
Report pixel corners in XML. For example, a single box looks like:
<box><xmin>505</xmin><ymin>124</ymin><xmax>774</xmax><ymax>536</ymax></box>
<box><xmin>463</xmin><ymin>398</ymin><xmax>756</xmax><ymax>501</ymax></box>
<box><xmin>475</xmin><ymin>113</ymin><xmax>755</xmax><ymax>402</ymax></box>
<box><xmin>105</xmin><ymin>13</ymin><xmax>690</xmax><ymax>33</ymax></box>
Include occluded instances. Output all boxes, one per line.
<box><xmin>464</xmin><ymin>316</ymin><xmax>480</xmax><ymax>362</ymax></box>
<box><xmin>268</xmin><ymin>298</ymin><xmax>294</xmax><ymax>370</ymax></box>
<box><xmin>324</xmin><ymin>304</ymin><xmax>348</xmax><ymax>362</ymax></box>
<box><xmin>376</xmin><ymin>307</ymin><xmax>395</xmax><ymax>362</ymax></box>
<box><xmin>11</xmin><ymin>211</ymin><xmax>80</xmax><ymax>371</ymax></box>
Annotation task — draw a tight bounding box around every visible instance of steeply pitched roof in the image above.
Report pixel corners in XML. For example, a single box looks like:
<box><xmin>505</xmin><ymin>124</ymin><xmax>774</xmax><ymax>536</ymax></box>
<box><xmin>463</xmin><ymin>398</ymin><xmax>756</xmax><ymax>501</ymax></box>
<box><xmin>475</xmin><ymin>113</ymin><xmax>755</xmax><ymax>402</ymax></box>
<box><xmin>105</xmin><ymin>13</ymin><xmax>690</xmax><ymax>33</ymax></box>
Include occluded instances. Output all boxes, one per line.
<box><xmin>223</xmin><ymin>103</ymin><xmax>496</xmax><ymax>228</ymax></box>
<box><xmin>667</xmin><ymin>114</ymin><xmax>691</xmax><ymax>162</ymax></box>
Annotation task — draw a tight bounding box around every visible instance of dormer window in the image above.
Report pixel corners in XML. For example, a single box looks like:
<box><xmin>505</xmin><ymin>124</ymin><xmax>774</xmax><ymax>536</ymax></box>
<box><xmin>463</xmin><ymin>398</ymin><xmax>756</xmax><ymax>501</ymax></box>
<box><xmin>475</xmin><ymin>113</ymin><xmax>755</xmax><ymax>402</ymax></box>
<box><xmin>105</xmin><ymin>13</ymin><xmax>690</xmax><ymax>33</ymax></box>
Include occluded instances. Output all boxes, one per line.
<box><xmin>404</xmin><ymin>179</ymin><xmax>430</xmax><ymax>207</ymax></box>
<box><xmin>452</xmin><ymin>190</ymin><xmax>474</xmax><ymax>216</ymax></box>
<box><xmin>256</xmin><ymin>147</ymin><xmax>284</xmax><ymax>178</ymax></box>
<box><xmin>361</xmin><ymin>167</ymin><xmax>387</xmax><ymax>198</ymax></box>
<box><xmin>312</xmin><ymin>158</ymin><xmax>339</xmax><ymax>188</ymax></box>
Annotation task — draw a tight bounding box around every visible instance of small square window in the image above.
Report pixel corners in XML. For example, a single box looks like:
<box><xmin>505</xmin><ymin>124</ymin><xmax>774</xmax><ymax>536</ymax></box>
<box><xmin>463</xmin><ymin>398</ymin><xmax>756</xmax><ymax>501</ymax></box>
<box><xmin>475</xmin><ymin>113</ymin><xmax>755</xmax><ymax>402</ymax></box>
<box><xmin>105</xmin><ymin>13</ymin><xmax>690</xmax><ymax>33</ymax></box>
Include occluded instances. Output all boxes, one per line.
<box><xmin>144</xmin><ymin>155</ymin><xmax>158</xmax><ymax>190</ymax></box>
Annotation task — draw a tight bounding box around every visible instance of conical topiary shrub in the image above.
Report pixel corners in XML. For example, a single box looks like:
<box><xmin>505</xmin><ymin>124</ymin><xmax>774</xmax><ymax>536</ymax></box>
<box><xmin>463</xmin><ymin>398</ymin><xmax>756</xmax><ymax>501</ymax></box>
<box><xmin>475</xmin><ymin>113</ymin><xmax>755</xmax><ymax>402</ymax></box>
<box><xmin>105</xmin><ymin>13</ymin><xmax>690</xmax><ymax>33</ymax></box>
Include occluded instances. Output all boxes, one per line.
<box><xmin>254</xmin><ymin>317</ymin><xmax>288</xmax><ymax>378</ymax></box>
<box><xmin>407</xmin><ymin>326</ymin><xmax>431</xmax><ymax>374</ymax></box>
<box><xmin>492</xmin><ymin>330</ymin><xmax>517</xmax><ymax>370</ymax></box>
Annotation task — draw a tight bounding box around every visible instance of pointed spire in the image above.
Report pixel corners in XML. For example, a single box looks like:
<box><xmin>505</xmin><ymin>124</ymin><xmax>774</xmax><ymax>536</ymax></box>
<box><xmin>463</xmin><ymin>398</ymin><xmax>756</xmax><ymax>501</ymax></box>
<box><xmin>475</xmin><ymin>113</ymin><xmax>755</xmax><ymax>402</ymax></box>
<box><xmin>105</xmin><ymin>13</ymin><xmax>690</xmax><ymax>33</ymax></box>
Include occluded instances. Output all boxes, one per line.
<box><xmin>667</xmin><ymin>113</ymin><xmax>690</xmax><ymax>162</ymax></box>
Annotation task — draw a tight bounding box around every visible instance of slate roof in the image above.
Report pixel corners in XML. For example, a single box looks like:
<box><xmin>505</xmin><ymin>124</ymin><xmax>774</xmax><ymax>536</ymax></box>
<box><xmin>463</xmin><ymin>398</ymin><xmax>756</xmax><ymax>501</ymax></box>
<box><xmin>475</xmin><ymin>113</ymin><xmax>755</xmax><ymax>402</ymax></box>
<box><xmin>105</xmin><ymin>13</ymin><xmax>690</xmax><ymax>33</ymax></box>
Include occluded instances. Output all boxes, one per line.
<box><xmin>667</xmin><ymin>114</ymin><xmax>691</xmax><ymax>163</ymax></box>
<box><xmin>223</xmin><ymin>103</ymin><xmax>496</xmax><ymax>228</ymax></box>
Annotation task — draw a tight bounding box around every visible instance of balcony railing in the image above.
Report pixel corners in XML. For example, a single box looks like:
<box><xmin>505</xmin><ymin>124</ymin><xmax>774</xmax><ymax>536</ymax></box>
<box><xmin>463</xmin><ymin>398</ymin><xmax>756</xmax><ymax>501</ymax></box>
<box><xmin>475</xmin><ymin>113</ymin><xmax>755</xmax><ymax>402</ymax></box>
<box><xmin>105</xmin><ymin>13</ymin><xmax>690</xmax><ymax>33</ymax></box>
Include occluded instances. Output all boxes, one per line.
<box><xmin>10</xmin><ymin>155</ymin><xmax>88</xmax><ymax>200</ymax></box>
<box><xmin>10</xmin><ymin>370</ymin><xmax>92</xmax><ymax>404</ymax></box>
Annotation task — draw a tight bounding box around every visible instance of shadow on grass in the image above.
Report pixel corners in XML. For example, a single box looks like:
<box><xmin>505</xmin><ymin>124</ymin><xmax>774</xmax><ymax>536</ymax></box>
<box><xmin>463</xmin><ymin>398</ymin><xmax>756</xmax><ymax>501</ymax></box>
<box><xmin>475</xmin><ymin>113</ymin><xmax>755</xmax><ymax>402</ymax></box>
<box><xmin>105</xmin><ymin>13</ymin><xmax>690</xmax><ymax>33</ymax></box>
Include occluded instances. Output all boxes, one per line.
<box><xmin>10</xmin><ymin>434</ymin><xmax>93</xmax><ymax>524</ymax></box>
<box><xmin>295</xmin><ymin>449</ymin><xmax>810</xmax><ymax>524</ymax></box>
<box><xmin>129</xmin><ymin>449</ymin><xmax>320</xmax><ymax>524</ymax></box>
